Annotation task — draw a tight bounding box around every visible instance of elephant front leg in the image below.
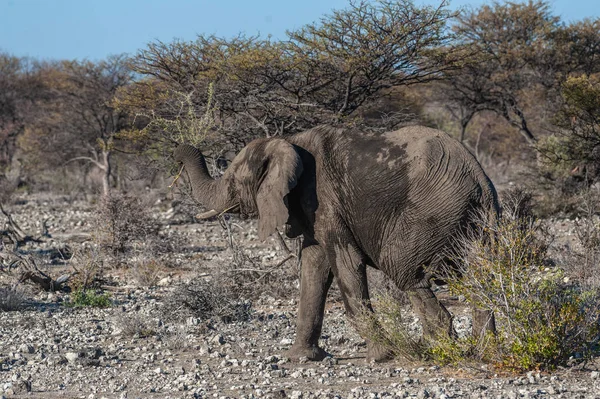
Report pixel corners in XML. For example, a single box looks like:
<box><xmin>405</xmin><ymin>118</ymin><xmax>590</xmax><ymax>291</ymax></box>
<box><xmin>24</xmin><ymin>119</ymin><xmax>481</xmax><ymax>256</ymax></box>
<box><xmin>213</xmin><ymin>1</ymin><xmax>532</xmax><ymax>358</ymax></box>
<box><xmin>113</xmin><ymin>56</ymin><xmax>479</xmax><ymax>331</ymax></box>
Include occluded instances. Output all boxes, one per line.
<box><xmin>407</xmin><ymin>287</ymin><xmax>454</xmax><ymax>339</ymax></box>
<box><xmin>287</xmin><ymin>242</ymin><xmax>333</xmax><ymax>361</ymax></box>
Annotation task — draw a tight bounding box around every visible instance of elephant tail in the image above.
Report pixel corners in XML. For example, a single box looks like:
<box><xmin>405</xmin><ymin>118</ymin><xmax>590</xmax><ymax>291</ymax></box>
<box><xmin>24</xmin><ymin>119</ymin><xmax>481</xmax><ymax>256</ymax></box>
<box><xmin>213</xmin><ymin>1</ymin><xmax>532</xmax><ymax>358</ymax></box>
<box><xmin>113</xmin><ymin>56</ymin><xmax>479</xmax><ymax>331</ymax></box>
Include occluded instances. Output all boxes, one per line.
<box><xmin>479</xmin><ymin>180</ymin><xmax>500</xmax><ymax>245</ymax></box>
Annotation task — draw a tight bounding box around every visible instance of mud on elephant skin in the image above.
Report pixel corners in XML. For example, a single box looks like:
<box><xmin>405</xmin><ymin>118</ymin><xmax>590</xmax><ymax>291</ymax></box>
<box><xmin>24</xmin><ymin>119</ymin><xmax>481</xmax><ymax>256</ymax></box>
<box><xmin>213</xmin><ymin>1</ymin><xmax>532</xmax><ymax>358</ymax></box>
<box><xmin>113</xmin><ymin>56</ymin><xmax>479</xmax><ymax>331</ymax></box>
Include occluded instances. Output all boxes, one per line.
<box><xmin>173</xmin><ymin>125</ymin><xmax>499</xmax><ymax>362</ymax></box>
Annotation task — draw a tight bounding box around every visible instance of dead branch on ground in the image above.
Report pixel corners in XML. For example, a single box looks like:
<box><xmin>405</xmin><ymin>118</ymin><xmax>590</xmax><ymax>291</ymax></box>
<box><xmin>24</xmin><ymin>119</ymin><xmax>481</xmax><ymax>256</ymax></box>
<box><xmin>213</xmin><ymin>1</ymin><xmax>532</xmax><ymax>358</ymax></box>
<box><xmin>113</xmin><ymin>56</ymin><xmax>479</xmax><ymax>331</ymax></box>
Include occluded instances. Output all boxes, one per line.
<box><xmin>0</xmin><ymin>203</ymin><xmax>44</xmax><ymax>248</ymax></box>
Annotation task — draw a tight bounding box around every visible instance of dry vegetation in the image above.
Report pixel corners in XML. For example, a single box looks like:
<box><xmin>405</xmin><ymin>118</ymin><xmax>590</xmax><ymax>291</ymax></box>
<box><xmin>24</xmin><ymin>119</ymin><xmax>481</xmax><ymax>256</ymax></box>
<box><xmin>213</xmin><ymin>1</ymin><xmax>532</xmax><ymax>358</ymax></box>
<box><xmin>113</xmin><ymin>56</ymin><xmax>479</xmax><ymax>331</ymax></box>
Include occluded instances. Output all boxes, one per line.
<box><xmin>2</xmin><ymin>0</ymin><xmax>600</xmax><ymax>396</ymax></box>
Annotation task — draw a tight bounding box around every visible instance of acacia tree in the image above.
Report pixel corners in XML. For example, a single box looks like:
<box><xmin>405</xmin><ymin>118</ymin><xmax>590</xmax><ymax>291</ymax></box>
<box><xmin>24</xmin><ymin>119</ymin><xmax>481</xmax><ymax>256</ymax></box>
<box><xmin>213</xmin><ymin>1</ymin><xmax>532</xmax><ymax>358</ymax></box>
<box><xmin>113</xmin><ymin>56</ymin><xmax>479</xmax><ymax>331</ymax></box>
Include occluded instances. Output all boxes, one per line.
<box><xmin>537</xmin><ymin>75</ymin><xmax>600</xmax><ymax>182</ymax></box>
<box><xmin>549</xmin><ymin>18</ymin><xmax>600</xmax><ymax>80</ymax></box>
<box><xmin>442</xmin><ymin>0</ymin><xmax>560</xmax><ymax>144</ymax></box>
<box><xmin>40</xmin><ymin>55</ymin><xmax>134</xmax><ymax>196</ymax></box>
<box><xmin>121</xmin><ymin>0</ymin><xmax>458</xmax><ymax>153</ymax></box>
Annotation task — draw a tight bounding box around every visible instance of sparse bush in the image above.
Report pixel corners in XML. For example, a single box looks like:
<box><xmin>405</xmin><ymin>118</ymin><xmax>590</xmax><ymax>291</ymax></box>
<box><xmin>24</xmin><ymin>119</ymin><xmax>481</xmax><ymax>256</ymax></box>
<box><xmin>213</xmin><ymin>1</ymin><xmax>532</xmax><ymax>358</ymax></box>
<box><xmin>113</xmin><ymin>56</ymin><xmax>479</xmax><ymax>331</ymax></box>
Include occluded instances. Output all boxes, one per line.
<box><xmin>501</xmin><ymin>187</ymin><xmax>535</xmax><ymax>222</ymax></box>
<box><xmin>68</xmin><ymin>289</ymin><xmax>111</xmax><ymax>308</ymax></box>
<box><xmin>129</xmin><ymin>258</ymin><xmax>163</xmax><ymax>287</ymax></box>
<box><xmin>164</xmin><ymin>325</ymin><xmax>193</xmax><ymax>351</ymax></box>
<box><xmin>162</xmin><ymin>277</ymin><xmax>251</xmax><ymax>323</ymax></box>
<box><xmin>219</xmin><ymin>217</ymin><xmax>300</xmax><ymax>300</ymax></box>
<box><xmin>69</xmin><ymin>246</ymin><xmax>105</xmax><ymax>291</ymax></box>
<box><xmin>565</xmin><ymin>187</ymin><xmax>600</xmax><ymax>287</ymax></box>
<box><xmin>0</xmin><ymin>286</ymin><xmax>26</xmax><ymax>311</ymax></box>
<box><xmin>94</xmin><ymin>192</ymin><xmax>159</xmax><ymax>257</ymax></box>
<box><xmin>116</xmin><ymin>313</ymin><xmax>156</xmax><ymax>338</ymax></box>
<box><xmin>357</xmin><ymin>294</ymin><xmax>426</xmax><ymax>361</ymax></box>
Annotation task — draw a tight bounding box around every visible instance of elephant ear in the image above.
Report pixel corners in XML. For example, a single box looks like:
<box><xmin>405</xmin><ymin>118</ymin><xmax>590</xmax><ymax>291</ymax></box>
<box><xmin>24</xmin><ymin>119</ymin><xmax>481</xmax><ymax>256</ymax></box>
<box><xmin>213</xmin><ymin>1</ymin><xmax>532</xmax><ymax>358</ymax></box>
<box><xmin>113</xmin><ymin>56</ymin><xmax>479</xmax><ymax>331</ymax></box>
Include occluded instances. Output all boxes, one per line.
<box><xmin>256</xmin><ymin>139</ymin><xmax>304</xmax><ymax>241</ymax></box>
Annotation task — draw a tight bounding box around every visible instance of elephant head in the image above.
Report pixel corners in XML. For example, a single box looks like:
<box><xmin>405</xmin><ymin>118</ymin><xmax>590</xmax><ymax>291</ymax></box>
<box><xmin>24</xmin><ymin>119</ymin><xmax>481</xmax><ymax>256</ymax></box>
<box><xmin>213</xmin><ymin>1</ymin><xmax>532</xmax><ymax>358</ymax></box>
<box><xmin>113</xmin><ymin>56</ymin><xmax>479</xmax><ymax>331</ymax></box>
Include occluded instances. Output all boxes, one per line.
<box><xmin>173</xmin><ymin>139</ymin><xmax>311</xmax><ymax>240</ymax></box>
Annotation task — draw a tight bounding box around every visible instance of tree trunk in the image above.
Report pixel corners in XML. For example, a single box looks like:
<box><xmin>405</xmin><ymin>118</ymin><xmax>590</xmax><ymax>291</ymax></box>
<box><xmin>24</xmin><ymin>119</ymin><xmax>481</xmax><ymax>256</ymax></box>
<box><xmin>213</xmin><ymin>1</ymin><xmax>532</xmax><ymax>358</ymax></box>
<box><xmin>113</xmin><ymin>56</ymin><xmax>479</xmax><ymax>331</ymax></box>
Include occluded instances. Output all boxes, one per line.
<box><xmin>101</xmin><ymin>150</ymin><xmax>111</xmax><ymax>197</ymax></box>
<box><xmin>460</xmin><ymin>110</ymin><xmax>475</xmax><ymax>143</ymax></box>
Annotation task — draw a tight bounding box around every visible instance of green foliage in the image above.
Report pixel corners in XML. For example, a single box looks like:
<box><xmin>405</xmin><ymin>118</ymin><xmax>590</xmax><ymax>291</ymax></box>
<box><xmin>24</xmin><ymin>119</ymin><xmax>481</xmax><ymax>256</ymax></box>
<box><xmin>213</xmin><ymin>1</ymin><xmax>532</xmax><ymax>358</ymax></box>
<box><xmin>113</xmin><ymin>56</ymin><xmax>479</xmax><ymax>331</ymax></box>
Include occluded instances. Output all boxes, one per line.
<box><xmin>68</xmin><ymin>289</ymin><xmax>111</xmax><ymax>308</ymax></box>
<box><xmin>535</xmin><ymin>75</ymin><xmax>600</xmax><ymax>212</ymax></box>
<box><xmin>536</xmin><ymin>134</ymin><xmax>573</xmax><ymax>178</ymax></box>
<box><xmin>443</xmin><ymin>211</ymin><xmax>600</xmax><ymax>371</ymax></box>
<box><xmin>538</xmin><ymin>75</ymin><xmax>600</xmax><ymax>172</ymax></box>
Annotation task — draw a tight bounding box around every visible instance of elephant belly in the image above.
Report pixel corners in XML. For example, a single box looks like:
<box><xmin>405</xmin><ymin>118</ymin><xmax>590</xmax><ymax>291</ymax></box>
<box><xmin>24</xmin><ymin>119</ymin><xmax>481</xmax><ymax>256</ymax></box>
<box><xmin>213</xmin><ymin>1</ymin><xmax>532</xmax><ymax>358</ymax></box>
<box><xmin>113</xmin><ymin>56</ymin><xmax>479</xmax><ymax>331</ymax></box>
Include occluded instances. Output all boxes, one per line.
<box><xmin>368</xmin><ymin>192</ymin><xmax>476</xmax><ymax>291</ymax></box>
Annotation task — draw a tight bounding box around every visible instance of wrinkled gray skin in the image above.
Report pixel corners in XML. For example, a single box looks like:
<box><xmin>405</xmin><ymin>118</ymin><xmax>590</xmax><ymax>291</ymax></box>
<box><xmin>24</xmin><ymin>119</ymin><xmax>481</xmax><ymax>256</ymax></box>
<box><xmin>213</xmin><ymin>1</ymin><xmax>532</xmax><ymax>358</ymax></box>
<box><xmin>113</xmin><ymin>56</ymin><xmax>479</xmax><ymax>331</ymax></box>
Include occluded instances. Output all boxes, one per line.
<box><xmin>174</xmin><ymin>125</ymin><xmax>499</xmax><ymax>362</ymax></box>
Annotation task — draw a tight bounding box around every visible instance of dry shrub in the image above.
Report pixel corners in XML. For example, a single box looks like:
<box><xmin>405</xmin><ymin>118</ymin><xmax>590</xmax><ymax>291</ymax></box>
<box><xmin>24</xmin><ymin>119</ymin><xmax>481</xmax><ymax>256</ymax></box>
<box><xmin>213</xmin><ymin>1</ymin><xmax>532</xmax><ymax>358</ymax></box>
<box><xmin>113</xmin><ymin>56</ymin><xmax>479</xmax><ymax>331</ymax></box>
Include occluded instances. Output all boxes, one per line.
<box><xmin>0</xmin><ymin>285</ymin><xmax>26</xmax><ymax>311</ymax></box>
<box><xmin>116</xmin><ymin>313</ymin><xmax>157</xmax><ymax>338</ymax></box>
<box><xmin>564</xmin><ymin>187</ymin><xmax>600</xmax><ymax>287</ymax></box>
<box><xmin>69</xmin><ymin>246</ymin><xmax>105</xmax><ymax>291</ymax></box>
<box><xmin>164</xmin><ymin>325</ymin><xmax>193</xmax><ymax>351</ymax></box>
<box><xmin>356</xmin><ymin>295</ymin><xmax>426</xmax><ymax>361</ymax></box>
<box><xmin>218</xmin><ymin>217</ymin><xmax>300</xmax><ymax>300</ymax></box>
<box><xmin>162</xmin><ymin>277</ymin><xmax>252</xmax><ymax>323</ymax></box>
<box><xmin>94</xmin><ymin>192</ymin><xmax>162</xmax><ymax>261</ymax></box>
<box><xmin>129</xmin><ymin>258</ymin><xmax>163</xmax><ymax>287</ymax></box>
<box><xmin>367</xmin><ymin>268</ymin><xmax>408</xmax><ymax>304</ymax></box>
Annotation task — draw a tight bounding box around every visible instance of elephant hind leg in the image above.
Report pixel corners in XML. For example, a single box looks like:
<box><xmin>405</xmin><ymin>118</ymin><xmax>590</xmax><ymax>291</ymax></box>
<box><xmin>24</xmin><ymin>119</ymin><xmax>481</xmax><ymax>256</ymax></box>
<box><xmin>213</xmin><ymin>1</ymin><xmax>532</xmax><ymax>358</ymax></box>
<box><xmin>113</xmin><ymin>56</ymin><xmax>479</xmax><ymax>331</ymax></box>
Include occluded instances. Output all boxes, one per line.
<box><xmin>407</xmin><ymin>287</ymin><xmax>454</xmax><ymax>339</ymax></box>
<box><xmin>472</xmin><ymin>308</ymin><xmax>496</xmax><ymax>340</ymax></box>
<box><xmin>330</xmin><ymin>242</ymin><xmax>393</xmax><ymax>362</ymax></box>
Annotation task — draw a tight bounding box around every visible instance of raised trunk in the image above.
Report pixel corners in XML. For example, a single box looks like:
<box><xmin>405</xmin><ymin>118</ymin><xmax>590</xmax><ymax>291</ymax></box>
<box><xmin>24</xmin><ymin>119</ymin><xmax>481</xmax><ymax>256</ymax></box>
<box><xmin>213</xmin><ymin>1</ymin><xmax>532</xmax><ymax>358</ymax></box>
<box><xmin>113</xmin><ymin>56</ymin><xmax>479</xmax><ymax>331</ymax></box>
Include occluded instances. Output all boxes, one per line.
<box><xmin>174</xmin><ymin>145</ymin><xmax>229</xmax><ymax>212</ymax></box>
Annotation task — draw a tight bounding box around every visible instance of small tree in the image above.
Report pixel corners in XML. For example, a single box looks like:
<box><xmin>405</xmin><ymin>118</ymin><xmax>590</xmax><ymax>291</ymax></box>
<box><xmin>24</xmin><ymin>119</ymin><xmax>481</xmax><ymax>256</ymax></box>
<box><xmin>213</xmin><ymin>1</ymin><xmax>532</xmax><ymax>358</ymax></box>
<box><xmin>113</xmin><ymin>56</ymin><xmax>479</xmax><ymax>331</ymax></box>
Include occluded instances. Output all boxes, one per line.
<box><xmin>537</xmin><ymin>74</ymin><xmax>600</xmax><ymax>183</ymax></box>
<box><xmin>29</xmin><ymin>55</ymin><xmax>134</xmax><ymax>196</ymax></box>
<box><xmin>442</xmin><ymin>1</ymin><xmax>560</xmax><ymax>144</ymax></box>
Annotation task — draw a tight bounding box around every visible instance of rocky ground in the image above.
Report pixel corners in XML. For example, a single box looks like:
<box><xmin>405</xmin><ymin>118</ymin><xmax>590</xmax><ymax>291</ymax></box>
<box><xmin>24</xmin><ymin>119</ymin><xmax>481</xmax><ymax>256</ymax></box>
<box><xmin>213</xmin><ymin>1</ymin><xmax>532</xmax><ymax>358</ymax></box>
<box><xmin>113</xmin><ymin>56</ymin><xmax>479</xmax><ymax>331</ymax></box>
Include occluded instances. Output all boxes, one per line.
<box><xmin>1</xmin><ymin>193</ymin><xmax>600</xmax><ymax>399</ymax></box>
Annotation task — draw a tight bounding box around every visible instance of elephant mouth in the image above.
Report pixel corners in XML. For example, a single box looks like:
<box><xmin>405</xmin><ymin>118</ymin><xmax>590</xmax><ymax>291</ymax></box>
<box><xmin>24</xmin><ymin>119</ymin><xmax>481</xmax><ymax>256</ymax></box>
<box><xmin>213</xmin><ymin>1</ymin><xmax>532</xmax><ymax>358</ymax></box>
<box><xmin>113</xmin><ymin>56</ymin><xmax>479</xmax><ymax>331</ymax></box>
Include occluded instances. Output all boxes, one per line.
<box><xmin>195</xmin><ymin>203</ymin><xmax>240</xmax><ymax>220</ymax></box>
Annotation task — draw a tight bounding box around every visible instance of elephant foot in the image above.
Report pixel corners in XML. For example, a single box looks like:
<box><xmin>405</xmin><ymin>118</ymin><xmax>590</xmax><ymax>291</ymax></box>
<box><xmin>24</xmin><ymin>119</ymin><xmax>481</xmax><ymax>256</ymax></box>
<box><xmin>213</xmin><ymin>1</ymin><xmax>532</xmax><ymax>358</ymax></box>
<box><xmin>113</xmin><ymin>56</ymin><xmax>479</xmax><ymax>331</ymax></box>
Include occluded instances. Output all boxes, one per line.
<box><xmin>422</xmin><ymin>321</ymin><xmax>456</xmax><ymax>342</ymax></box>
<box><xmin>366</xmin><ymin>341</ymin><xmax>394</xmax><ymax>363</ymax></box>
<box><xmin>286</xmin><ymin>344</ymin><xmax>329</xmax><ymax>361</ymax></box>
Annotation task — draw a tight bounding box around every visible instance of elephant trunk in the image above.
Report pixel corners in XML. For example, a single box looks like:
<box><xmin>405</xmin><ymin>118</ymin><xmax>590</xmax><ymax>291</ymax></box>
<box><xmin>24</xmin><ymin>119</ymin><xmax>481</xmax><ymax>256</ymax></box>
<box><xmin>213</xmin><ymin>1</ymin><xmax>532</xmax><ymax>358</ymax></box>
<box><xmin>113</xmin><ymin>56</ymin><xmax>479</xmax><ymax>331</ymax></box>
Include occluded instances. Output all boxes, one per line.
<box><xmin>173</xmin><ymin>144</ymin><xmax>232</xmax><ymax>215</ymax></box>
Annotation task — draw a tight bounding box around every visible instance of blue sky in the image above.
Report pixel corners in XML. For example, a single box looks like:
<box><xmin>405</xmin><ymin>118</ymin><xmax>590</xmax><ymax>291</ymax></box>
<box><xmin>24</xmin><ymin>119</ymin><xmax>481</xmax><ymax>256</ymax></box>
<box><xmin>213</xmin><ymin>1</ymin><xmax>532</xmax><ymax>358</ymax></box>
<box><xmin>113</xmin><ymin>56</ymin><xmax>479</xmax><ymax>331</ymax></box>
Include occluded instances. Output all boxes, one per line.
<box><xmin>1</xmin><ymin>0</ymin><xmax>598</xmax><ymax>61</ymax></box>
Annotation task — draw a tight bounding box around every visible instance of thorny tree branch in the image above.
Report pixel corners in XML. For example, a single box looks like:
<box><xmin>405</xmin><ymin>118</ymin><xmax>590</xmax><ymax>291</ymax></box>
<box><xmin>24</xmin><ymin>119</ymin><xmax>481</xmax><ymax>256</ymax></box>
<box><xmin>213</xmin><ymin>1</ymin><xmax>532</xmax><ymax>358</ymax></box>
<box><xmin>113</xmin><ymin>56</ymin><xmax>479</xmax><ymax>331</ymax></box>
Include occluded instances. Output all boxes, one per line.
<box><xmin>218</xmin><ymin>215</ymin><xmax>300</xmax><ymax>283</ymax></box>
<box><xmin>1</xmin><ymin>202</ymin><xmax>74</xmax><ymax>291</ymax></box>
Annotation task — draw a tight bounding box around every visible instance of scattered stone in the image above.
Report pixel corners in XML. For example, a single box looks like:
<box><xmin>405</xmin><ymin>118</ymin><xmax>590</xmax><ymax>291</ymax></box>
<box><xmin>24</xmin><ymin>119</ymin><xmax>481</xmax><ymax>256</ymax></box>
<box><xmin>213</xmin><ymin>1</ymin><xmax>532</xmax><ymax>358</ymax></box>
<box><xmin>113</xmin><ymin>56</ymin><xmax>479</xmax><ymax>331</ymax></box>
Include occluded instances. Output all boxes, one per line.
<box><xmin>65</xmin><ymin>352</ymin><xmax>80</xmax><ymax>363</ymax></box>
<box><xmin>1</xmin><ymin>197</ymin><xmax>600</xmax><ymax>398</ymax></box>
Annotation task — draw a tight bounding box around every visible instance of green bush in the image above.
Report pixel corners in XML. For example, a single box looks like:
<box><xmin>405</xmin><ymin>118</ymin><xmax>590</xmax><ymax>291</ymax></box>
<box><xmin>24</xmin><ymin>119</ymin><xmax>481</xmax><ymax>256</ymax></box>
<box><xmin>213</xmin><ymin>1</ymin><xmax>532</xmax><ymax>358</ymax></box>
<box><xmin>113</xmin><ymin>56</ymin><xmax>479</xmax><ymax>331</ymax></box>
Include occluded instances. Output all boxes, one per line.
<box><xmin>362</xmin><ymin>196</ymin><xmax>600</xmax><ymax>371</ymax></box>
<box><xmin>440</xmin><ymin>212</ymin><xmax>600</xmax><ymax>371</ymax></box>
<box><xmin>68</xmin><ymin>289</ymin><xmax>111</xmax><ymax>308</ymax></box>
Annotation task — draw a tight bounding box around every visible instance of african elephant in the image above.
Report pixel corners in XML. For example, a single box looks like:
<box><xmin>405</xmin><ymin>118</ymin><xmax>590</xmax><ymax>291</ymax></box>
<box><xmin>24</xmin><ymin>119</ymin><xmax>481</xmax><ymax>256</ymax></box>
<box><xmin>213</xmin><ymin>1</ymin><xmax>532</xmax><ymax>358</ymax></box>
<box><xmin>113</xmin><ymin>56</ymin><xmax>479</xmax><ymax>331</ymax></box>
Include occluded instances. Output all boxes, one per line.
<box><xmin>174</xmin><ymin>125</ymin><xmax>499</xmax><ymax>361</ymax></box>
